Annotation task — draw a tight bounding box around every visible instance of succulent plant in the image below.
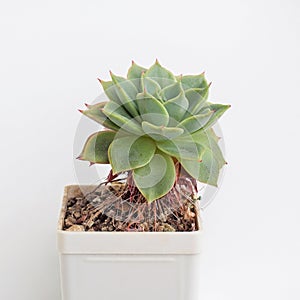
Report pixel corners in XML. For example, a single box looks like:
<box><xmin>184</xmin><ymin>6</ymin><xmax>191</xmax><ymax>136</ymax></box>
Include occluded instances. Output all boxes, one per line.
<box><xmin>78</xmin><ymin>60</ymin><xmax>230</xmax><ymax>202</ymax></box>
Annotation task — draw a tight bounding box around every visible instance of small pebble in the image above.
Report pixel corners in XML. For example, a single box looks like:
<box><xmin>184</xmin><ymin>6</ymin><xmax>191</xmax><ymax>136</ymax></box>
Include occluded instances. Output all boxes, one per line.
<box><xmin>66</xmin><ymin>225</ymin><xmax>85</xmax><ymax>232</ymax></box>
<box><xmin>74</xmin><ymin>211</ymin><xmax>81</xmax><ymax>219</ymax></box>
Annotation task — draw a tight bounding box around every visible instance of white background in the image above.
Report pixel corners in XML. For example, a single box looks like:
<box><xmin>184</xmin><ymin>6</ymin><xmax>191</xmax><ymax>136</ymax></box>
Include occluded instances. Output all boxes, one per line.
<box><xmin>0</xmin><ymin>1</ymin><xmax>299</xmax><ymax>299</ymax></box>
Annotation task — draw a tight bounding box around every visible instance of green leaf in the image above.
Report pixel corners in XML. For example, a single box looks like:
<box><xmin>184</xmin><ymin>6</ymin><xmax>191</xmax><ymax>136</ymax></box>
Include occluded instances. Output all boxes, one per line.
<box><xmin>136</xmin><ymin>91</ymin><xmax>169</xmax><ymax>126</ymax></box>
<box><xmin>142</xmin><ymin>121</ymin><xmax>184</xmax><ymax>141</ymax></box>
<box><xmin>81</xmin><ymin>102</ymin><xmax>120</xmax><ymax>131</ymax></box>
<box><xmin>198</xmin><ymin>103</ymin><xmax>231</xmax><ymax>130</ymax></box>
<box><xmin>127</xmin><ymin>61</ymin><xmax>147</xmax><ymax>91</ymax></box>
<box><xmin>108</xmin><ymin>136</ymin><xmax>156</xmax><ymax>173</ymax></box>
<box><xmin>77</xmin><ymin>131</ymin><xmax>116</xmax><ymax>164</ymax></box>
<box><xmin>110</xmin><ymin>72</ymin><xmax>140</xmax><ymax>119</ymax></box>
<box><xmin>207</xmin><ymin>127</ymin><xmax>221</xmax><ymax>143</ymax></box>
<box><xmin>185</xmin><ymin>88</ymin><xmax>208</xmax><ymax>115</ymax></box>
<box><xmin>156</xmin><ymin>137</ymin><xmax>203</xmax><ymax>160</ymax></box>
<box><xmin>103</xmin><ymin>102</ymin><xmax>143</xmax><ymax>135</ymax></box>
<box><xmin>103</xmin><ymin>101</ymin><xmax>132</xmax><ymax>119</ymax></box>
<box><xmin>164</xmin><ymin>92</ymin><xmax>189</xmax><ymax>122</ymax></box>
<box><xmin>99</xmin><ymin>80</ymin><xmax>122</xmax><ymax>105</ymax></box>
<box><xmin>179</xmin><ymin>129</ymin><xmax>227</xmax><ymax>186</ymax></box>
<box><xmin>159</xmin><ymin>82</ymin><xmax>183</xmax><ymax>101</ymax></box>
<box><xmin>180</xmin><ymin>73</ymin><xmax>208</xmax><ymax>90</ymax></box>
<box><xmin>133</xmin><ymin>150</ymin><xmax>176</xmax><ymax>202</ymax></box>
<box><xmin>178</xmin><ymin>109</ymin><xmax>213</xmax><ymax>133</ymax></box>
<box><xmin>111</xmin><ymin>73</ymin><xmax>138</xmax><ymax>100</ymax></box>
<box><xmin>141</xmin><ymin>73</ymin><xmax>161</xmax><ymax>99</ymax></box>
<box><xmin>180</xmin><ymin>151</ymin><xmax>219</xmax><ymax>186</ymax></box>
<box><xmin>192</xmin><ymin>129</ymin><xmax>226</xmax><ymax>168</ymax></box>
<box><xmin>144</xmin><ymin>60</ymin><xmax>176</xmax><ymax>89</ymax></box>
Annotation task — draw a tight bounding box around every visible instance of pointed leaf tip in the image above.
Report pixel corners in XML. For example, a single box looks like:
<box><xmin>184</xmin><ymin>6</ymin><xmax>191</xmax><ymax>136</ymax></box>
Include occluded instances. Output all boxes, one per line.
<box><xmin>97</xmin><ymin>78</ymin><xmax>102</xmax><ymax>83</ymax></box>
<box><xmin>109</xmin><ymin>70</ymin><xmax>115</xmax><ymax>78</ymax></box>
<box><xmin>78</xmin><ymin>109</ymin><xmax>83</xmax><ymax>113</ymax></box>
<box><xmin>131</xmin><ymin>60</ymin><xmax>135</xmax><ymax>65</ymax></box>
<box><xmin>79</xmin><ymin>131</ymin><xmax>116</xmax><ymax>164</ymax></box>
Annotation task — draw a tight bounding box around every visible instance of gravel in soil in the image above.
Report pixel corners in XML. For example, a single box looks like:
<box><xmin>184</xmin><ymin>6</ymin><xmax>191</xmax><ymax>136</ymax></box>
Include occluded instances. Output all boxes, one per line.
<box><xmin>63</xmin><ymin>184</ymin><xmax>199</xmax><ymax>232</ymax></box>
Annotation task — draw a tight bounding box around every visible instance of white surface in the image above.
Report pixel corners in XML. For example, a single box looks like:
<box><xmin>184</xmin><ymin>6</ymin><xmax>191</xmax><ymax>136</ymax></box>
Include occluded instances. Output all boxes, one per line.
<box><xmin>0</xmin><ymin>1</ymin><xmax>300</xmax><ymax>299</ymax></box>
<box><xmin>60</xmin><ymin>254</ymin><xmax>201</xmax><ymax>300</ymax></box>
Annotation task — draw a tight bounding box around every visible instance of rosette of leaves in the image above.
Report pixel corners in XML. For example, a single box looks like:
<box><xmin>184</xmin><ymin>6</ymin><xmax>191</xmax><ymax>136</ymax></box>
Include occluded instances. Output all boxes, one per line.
<box><xmin>78</xmin><ymin>60</ymin><xmax>230</xmax><ymax>202</ymax></box>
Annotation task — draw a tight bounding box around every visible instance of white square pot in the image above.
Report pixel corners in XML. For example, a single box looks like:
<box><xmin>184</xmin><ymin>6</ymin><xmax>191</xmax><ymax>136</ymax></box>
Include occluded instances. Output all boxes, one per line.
<box><xmin>57</xmin><ymin>185</ymin><xmax>203</xmax><ymax>300</ymax></box>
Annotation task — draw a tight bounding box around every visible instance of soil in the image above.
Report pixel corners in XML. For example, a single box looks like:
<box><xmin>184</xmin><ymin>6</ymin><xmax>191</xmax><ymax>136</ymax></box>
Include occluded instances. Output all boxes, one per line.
<box><xmin>63</xmin><ymin>183</ymin><xmax>199</xmax><ymax>232</ymax></box>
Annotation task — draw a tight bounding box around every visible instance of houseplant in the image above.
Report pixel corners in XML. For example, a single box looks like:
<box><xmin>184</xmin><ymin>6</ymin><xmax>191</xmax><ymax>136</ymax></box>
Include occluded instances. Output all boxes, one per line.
<box><xmin>57</xmin><ymin>60</ymin><xmax>230</xmax><ymax>300</ymax></box>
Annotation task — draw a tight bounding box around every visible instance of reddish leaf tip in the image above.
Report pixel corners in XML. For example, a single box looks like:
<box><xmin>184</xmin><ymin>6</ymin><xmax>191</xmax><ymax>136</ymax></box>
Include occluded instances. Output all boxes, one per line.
<box><xmin>78</xmin><ymin>109</ymin><xmax>83</xmax><ymax>113</ymax></box>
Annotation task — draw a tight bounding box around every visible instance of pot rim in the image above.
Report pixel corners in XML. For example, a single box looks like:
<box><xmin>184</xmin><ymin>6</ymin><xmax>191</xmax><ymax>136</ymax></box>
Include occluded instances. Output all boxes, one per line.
<box><xmin>57</xmin><ymin>185</ymin><xmax>203</xmax><ymax>255</ymax></box>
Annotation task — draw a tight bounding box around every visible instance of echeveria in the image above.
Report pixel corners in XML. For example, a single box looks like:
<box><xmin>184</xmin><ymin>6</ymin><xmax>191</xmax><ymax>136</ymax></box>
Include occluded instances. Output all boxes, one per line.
<box><xmin>78</xmin><ymin>60</ymin><xmax>230</xmax><ymax>202</ymax></box>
